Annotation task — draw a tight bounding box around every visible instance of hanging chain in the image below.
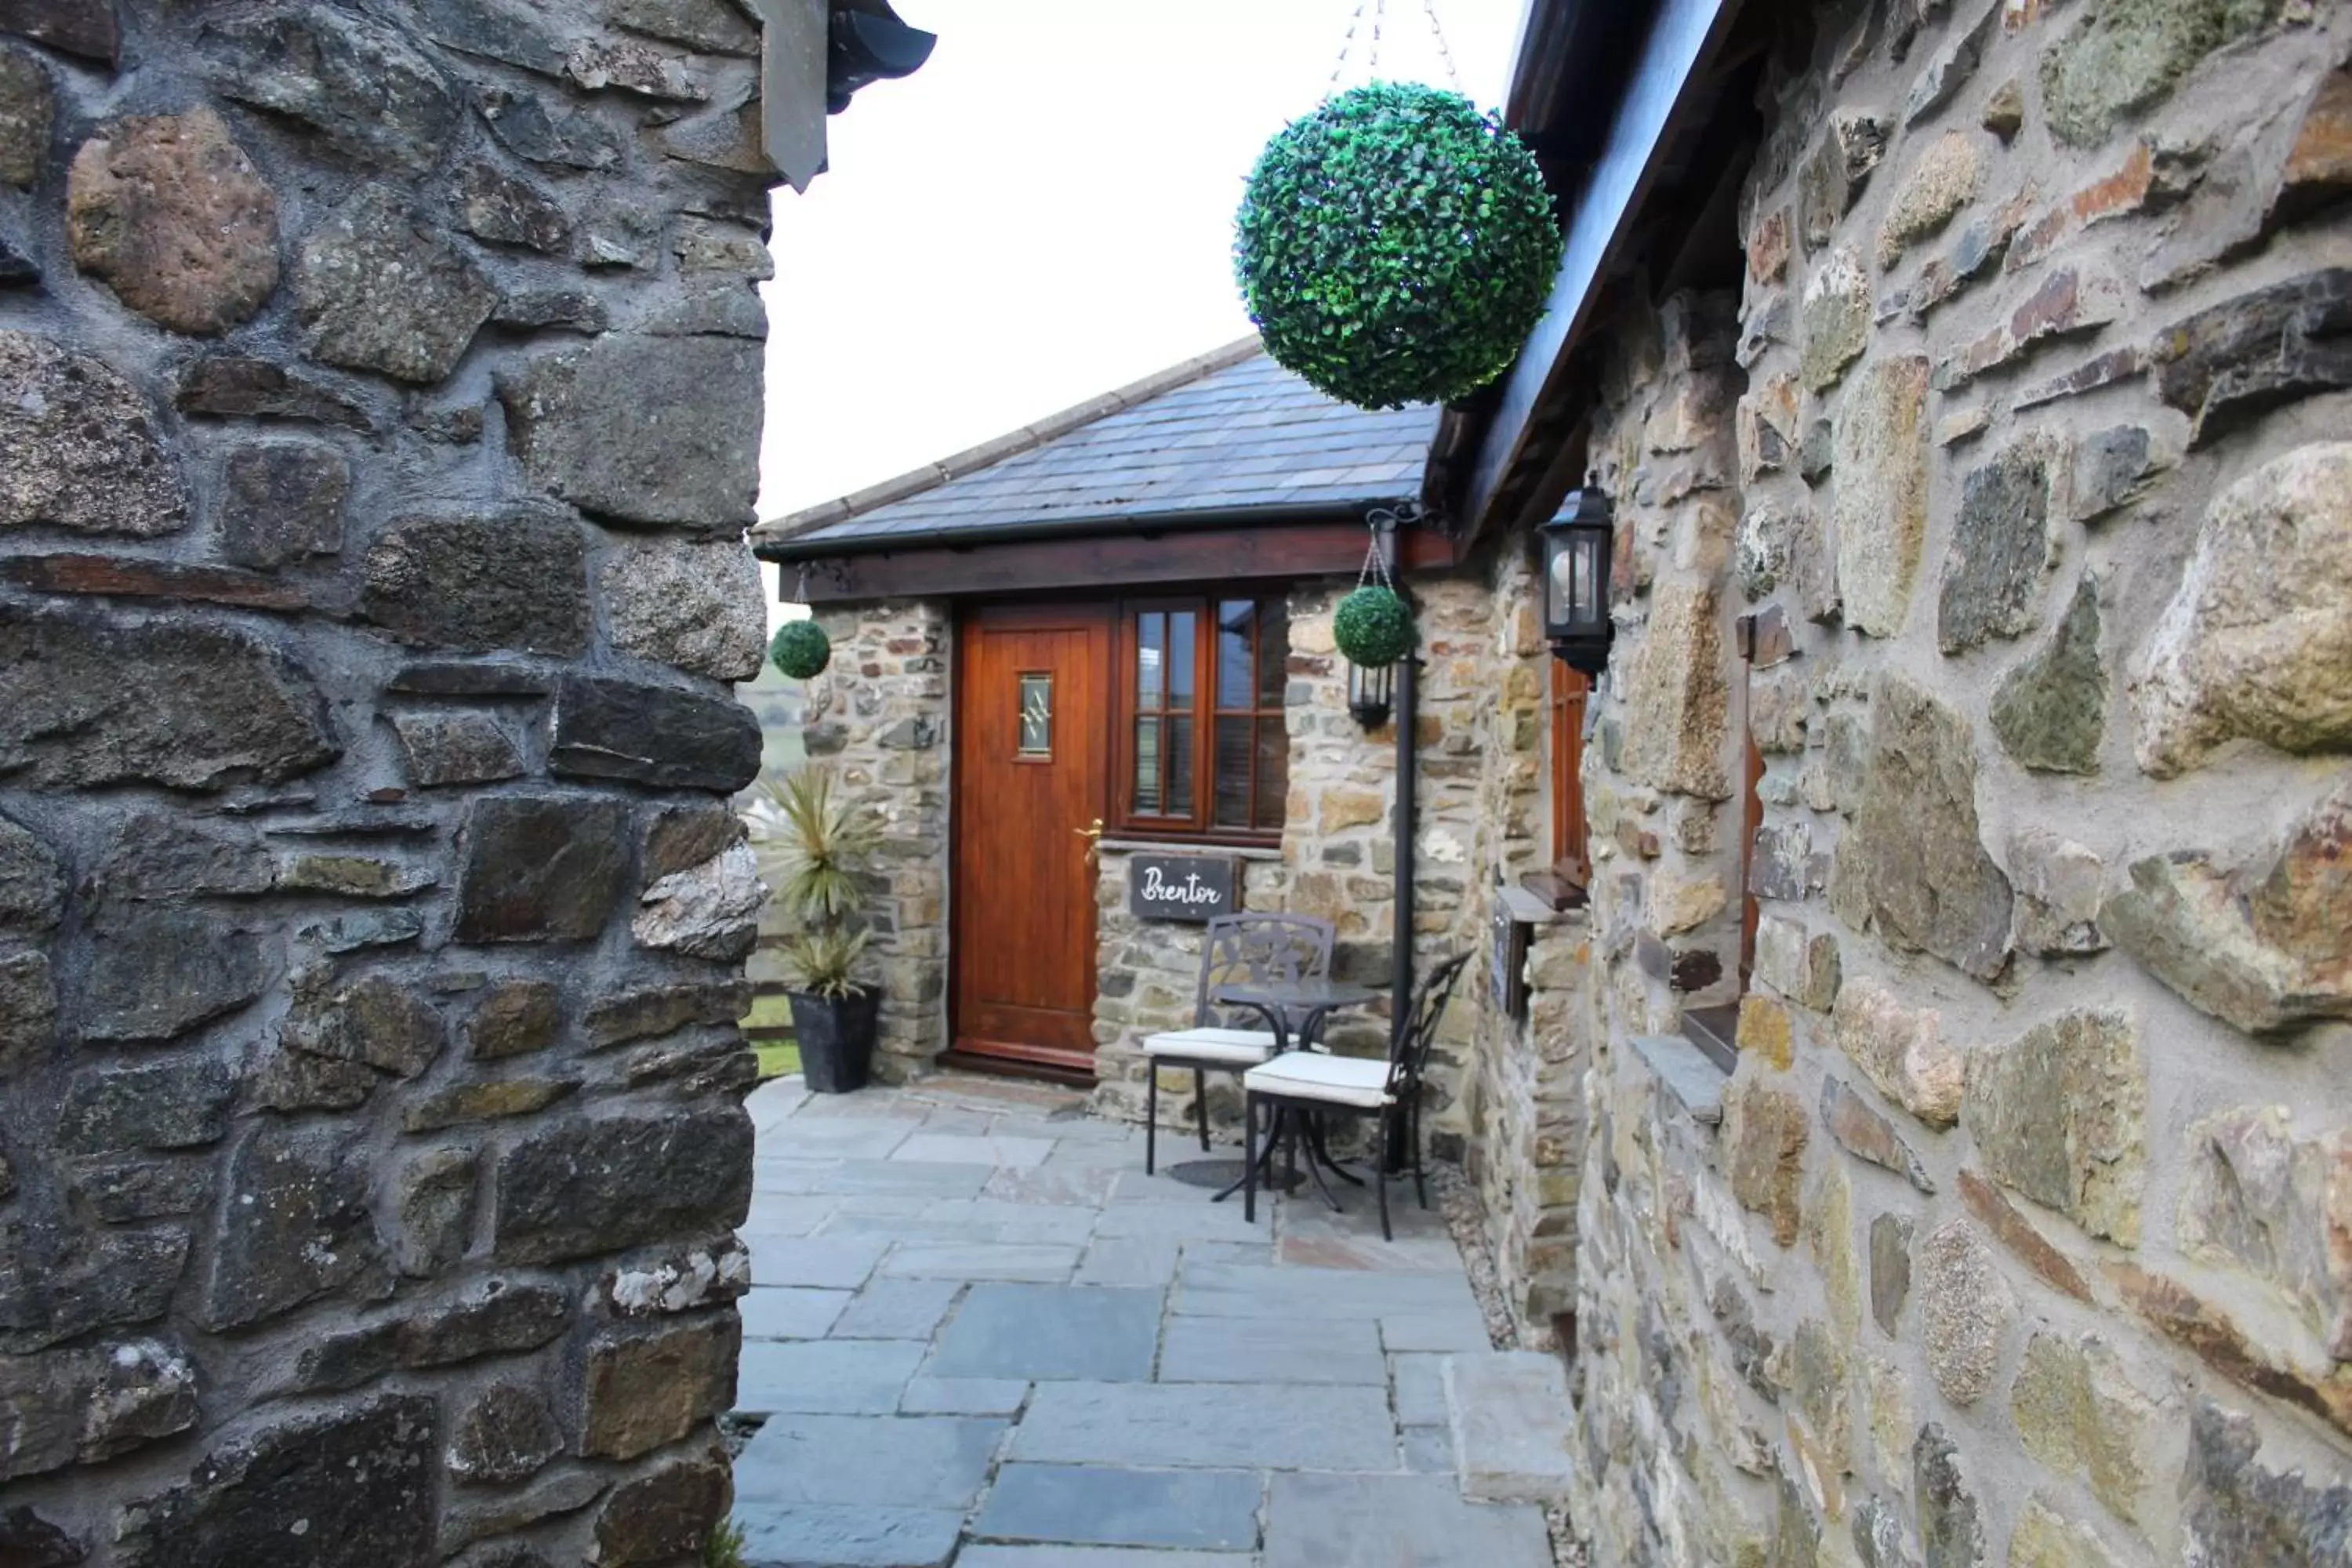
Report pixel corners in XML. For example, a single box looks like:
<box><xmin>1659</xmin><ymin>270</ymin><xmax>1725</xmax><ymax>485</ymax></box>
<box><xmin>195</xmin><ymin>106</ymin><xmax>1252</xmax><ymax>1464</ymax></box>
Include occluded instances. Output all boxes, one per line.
<box><xmin>1330</xmin><ymin>0</ymin><xmax>1461</xmax><ymax>96</ymax></box>
<box><xmin>1415</xmin><ymin>0</ymin><xmax>1465</xmax><ymax>93</ymax></box>
<box><xmin>1328</xmin><ymin>0</ymin><xmax>1387</xmax><ymax>89</ymax></box>
<box><xmin>1357</xmin><ymin>501</ymin><xmax>1425</xmax><ymax>591</ymax></box>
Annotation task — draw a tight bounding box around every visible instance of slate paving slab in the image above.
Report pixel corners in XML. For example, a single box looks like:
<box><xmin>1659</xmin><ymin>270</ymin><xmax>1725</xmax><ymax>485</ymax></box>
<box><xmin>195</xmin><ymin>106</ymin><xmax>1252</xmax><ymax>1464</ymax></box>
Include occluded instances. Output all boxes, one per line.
<box><xmin>928</xmin><ymin>1284</ymin><xmax>1161</xmax><ymax>1382</ymax></box>
<box><xmin>754</xmin><ymin>1235</ymin><xmax>891</xmax><ymax>1290</ymax></box>
<box><xmin>1391</xmin><ymin>1352</ymin><xmax>1450</xmax><ymax>1424</ymax></box>
<box><xmin>1011</xmin><ymin>1381</ymin><xmax>1398</xmax><ymax>1471</ymax></box>
<box><xmin>1261</xmin><ymin>1472</ymin><xmax>1549</xmax><ymax>1568</ymax></box>
<box><xmin>830</xmin><ymin>1276</ymin><xmax>963</xmax><ymax>1341</ymax></box>
<box><xmin>957</xmin><ymin>1550</ymin><xmax>1248</xmax><ymax>1567</ymax></box>
<box><xmin>894</xmin><ymin>1132</ymin><xmax>1056</xmax><ymax>1168</ymax></box>
<box><xmin>900</xmin><ymin>1377</ymin><xmax>1029</xmax><ymax>1416</ymax></box>
<box><xmin>1377</xmin><ymin>1308</ymin><xmax>1496</xmax><ymax>1353</ymax></box>
<box><xmin>1173</xmin><ymin>1260</ymin><xmax>1480</xmax><ymax>1321</ymax></box>
<box><xmin>1446</xmin><ymin>1351</ymin><xmax>1577</xmax><ymax>1502</ymax></box>
<box><xmin>734</xmin><ymin>1413</ymin><xmax>1005</xmax><ymax>1508</ymax></box>
<box><xmin>882</xmin><ymin>1243</ymin><xmax>1081</xmax><ymax>1283</ymax></box>
<box><xmin>740</xmin><ymin>1285</ymin><xmax>850</xmax><ymax>1340</ymax></box>
<box><xmin>1156</xmin><ymin>1313</ymin><xmax>1387</xmax><ymax>1385</ymax></box>
<box><xmin>826</xmin><ymin>1159</ymin><xmax>997</xmax><ymax>1198</ymax></box>
<box><xmin>735</xmin><ymin>1503</ymin><xmax>963</xmax><ymax>1568</ymax></box>
<box><xmin>974</xmin><ymin>1465</ymin><xmax>1262</xmax><ymax>1552</ymax></box>
<box><xmin>735</xmin><ymin>1338</ymin><xmax>927</xmax><ymax>1416</ymax></box>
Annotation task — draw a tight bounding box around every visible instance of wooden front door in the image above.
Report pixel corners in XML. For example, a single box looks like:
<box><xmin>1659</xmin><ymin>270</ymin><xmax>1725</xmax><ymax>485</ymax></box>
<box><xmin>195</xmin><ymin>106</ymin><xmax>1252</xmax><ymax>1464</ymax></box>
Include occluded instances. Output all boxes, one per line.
<box><xmin>952</xmin><ymin>603</ymin><xmax>1113</xmax><ymax>1074</ymax></box>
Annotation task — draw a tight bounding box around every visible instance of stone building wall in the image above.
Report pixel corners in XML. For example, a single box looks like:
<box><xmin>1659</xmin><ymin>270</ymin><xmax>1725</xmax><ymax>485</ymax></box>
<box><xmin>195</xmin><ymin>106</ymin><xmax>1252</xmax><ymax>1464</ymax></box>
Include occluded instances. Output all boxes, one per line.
<box><xmin>804</xmin><ymin>599</ymin><xmax>952</xmax><ymax>1081</ymax></box>
<box><xmin>0</xmin><ymin>2</ymin><xmax>780</xmax><ymax>1562</ymax></box>
<box><xmin>1461</xmin><ymin>540</ymin><xmax>1604</xmax><ymax>1336</ymax></box>
<box><xmin>1566</xmin><ymin>2</ymin><xmax>2352</xmax><ymax>1564</ymax></box>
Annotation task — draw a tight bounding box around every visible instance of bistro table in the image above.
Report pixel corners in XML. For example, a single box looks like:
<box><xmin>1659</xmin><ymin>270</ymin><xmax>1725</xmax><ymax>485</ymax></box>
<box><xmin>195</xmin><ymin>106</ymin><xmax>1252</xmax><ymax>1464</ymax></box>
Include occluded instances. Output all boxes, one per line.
<box><xmin>1207</xmin><ymin>978</ymin><xmax>1384</xmax><ymax>1210</ymax></box>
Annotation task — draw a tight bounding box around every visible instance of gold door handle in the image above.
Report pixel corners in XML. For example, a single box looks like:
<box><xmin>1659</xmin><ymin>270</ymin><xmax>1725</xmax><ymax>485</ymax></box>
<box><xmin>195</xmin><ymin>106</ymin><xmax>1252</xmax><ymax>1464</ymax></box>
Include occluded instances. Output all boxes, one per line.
<box><xmin>1076</xmin><ymin>818</ymin><xmax>1102</xmax><ymax>867</ymax></box>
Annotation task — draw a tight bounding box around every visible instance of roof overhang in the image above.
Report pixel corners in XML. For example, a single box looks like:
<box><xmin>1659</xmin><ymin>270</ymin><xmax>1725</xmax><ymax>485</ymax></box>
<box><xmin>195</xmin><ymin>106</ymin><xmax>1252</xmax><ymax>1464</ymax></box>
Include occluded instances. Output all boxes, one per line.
<box><xmin>1425</xmin><ymin>0</ymin><xmax>1753</xmax><ymax>543</ymax></box>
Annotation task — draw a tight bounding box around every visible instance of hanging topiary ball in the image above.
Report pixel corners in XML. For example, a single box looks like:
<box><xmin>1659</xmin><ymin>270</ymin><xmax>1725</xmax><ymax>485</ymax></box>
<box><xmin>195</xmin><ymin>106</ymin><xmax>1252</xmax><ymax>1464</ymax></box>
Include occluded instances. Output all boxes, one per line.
<box><xmin>1235</xmin><ymin>81</ymin><xmax>1561</xmax><ymax>412</ymax></box>
<box><xmin>1332</xmin><ymin>586</ymin><xmax>1415</xmax><ymax>667</ymax></box>
<box><xmin>770</xmin><ymin>619</ymin><xmax>831</xmax><ymax>680</ymax></box>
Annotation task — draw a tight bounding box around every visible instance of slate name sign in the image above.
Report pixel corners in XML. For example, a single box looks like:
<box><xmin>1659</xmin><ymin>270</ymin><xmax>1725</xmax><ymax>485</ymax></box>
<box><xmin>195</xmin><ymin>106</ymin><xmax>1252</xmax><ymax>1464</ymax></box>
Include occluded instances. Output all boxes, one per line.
<box><xmin>1128</xmin><ymin>855</ymin><xmax>1238</xmax><ymax>923</ymax></box>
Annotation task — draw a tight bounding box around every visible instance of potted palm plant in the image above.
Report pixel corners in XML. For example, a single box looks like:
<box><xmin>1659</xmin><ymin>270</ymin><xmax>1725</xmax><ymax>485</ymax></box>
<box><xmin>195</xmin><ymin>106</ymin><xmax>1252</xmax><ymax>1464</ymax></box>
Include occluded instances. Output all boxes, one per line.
<box><xmin>753</xmin><ymin>767</ymin><xmax>884</xmax><ymax>1094</ymax></box>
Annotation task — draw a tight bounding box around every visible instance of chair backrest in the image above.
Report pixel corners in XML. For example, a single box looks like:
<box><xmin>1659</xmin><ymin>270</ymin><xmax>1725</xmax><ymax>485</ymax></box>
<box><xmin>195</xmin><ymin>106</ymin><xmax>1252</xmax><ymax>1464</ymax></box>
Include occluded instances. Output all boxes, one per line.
<box><xmin>1193</xmin><ymin>913</ymin><xmax>1336</xmax><ymax>1027</ymax></box>
<box><xmin>1388</xmin><ymin>950</ymin><xmax>1474</xmax><ymax>1098</ymax></box>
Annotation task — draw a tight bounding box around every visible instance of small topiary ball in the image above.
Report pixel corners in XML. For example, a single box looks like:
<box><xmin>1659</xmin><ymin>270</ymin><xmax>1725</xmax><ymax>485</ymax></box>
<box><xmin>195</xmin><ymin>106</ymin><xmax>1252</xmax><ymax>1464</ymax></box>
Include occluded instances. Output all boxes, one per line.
<box><xmin>1236</xmin><ymin>81</ymin><xmax>1561</xmax><ymax>411</ymax></box>
<box><xmin>1332</xmin><ymin>586</ymin><xmax>1415</xmax><ymax>667</ymax></box>
<box><xmin>770</xmin><ymin>619</ymin><xmax>831</xmax><ymax>680</ymax></box>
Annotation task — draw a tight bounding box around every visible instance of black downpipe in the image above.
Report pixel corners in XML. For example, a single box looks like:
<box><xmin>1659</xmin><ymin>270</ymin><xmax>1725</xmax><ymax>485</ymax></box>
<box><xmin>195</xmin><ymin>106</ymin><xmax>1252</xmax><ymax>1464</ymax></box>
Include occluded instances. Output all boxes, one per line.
<box><xmin>1386</xmin><ymin>528</ymin><xmax>1418</xmax><ymax>1178</ymax></box>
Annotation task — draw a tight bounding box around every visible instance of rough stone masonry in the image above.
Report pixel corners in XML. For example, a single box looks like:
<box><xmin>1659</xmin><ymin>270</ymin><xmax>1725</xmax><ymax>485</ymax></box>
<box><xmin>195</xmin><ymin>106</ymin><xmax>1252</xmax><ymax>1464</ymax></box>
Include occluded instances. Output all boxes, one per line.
<box><xmin>1564</xmin><ymin>2</ymin><xmax>2352</xmax><ymax>1565</ymax></box>
<box><xmin>0</xmin><ymin>1</ymin><xmax>777</xmax><ymax>1562</ymax></box>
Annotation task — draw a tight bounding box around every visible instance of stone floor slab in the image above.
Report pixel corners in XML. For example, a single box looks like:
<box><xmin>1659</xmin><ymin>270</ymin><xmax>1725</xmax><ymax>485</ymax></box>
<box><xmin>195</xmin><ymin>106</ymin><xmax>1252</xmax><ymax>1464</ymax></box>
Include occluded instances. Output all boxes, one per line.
<box><xmin>773</xmin><ymin>1119</ymin><xmax>920</xmax><ymax>1160</ymax></box>
<box><xmin>956</xmin><ymin>1550</ymin><xmax>1249</xmax><ymax>1568</ymax></box>
<box><xmin>741</xmin><ymin>1285</ymin><xmax>851</xmax><ymax>1340</ymax></box>
<box><xmin>1377</xmin><ymin>1308</ymin><xmax>1495</xmax><ymax>1353</ymax></box>
<box><xmin>1445</xmin><ymin>1350</ymin><xmax>1575</xmax><ymax>1502</ymax></box>
<box><xmin>1261</xmin><ymin>1472</ymin><xmax>1548</xmax><ymax>1567</ymax></box>
<box><xmin>1174</xmin><ymin>1261</ymin><xmax>1479</xmax><ymax>1321</ymax></box>
<box><xmin>927</xmin><ymin>1199</ymin><xmax>1099</xmax><ymax>1246</ymax></box>
<box><xmin>735</xmin><ymin>1338</ymin><xmax>927</xmax><ymax>1416</ymax></box>
<box><xmin>900</xmin><ymin>1377</ymin><xmax>1029</xmax><ymax>1416</ymax></box>
<box><xmin>974</xmin><ymin>1465</ymin><xmax>1261</xmax><ymax>1552</ymax></box>
<box><xmin>734</xmin><ymin>1413</ymin><xmax>1006</xmax><ymax>1508</ymax></box>
<box><xmin>735</xmin><ymin>1503</ymin><xmax>963</xmax><ymax>1568</ymax></box>
<box><xmin>831</xmin><ymin>1277</ymin><xmax>963</xmax><ymax>1341</ymax></box>
<box><xmin>1401</xmin><ymin>1424</ymin><xmax>1454</xmax><ymax>1473</ymax></box>
<box><xmin>929</xmin><ymin>1284</ymin><xmax>1162</xmax><ymax>1382</ymax></box>
<box><xmin>826</xmin><ymin>1158</ymin><xmax>997</xmax><ymax>1198</ymax></box>
<box><xmin>742</xmin><ymin>1195</ymin><xmax>842</xmax><ymax>1236</ymax></box>
<box><xmin>1391</xmin><ymin>1352</ymin><xmax>1449</xmax><ymax>1425</ymax></box>
<box><xmin>984</xmin><ymin>1164</ymin><xmax>1123</xmax><ymax>1207</ymax></box>
<box><xmin>895</xmin><ymin>1132</ymin><xmax>1057</xmax><ymax>1169</ymax></box>
<box><xmin>753</xmin><ymin>1235</ymin><xmax>891</xmax><ymax>1290</ymax></box>
<box><xmin>882</xmin><ymin>1243</ymin><xmax>1081</xmax><ymax>1283</ymax></box>
<box><xmin>1157</xmin><ymin>1314</ymin><xmax>1386</xmax><ymax>1385</ymax></box>
<box><xmin>1011</xmin><ymin>1381</ymin><xmax>1397</xmax><ymax>1471</ymax></box>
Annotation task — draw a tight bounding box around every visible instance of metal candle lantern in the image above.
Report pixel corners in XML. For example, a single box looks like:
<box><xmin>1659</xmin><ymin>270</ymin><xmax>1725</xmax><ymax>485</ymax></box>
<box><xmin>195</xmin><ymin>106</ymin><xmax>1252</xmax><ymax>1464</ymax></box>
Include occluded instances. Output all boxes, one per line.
<box><xmin>1541</xmin><ymin>488</ymin><xmax>1614</xmax><ymax>675</ymax></box>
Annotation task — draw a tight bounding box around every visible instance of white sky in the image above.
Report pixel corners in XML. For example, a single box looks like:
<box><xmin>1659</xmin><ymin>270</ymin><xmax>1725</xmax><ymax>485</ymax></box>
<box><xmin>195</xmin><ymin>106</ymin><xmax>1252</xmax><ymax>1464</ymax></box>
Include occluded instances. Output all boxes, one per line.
<box><xmin>753</xmin><ymin>0</ymin><xmax>1530</xmax><ymax>620</ymax></box>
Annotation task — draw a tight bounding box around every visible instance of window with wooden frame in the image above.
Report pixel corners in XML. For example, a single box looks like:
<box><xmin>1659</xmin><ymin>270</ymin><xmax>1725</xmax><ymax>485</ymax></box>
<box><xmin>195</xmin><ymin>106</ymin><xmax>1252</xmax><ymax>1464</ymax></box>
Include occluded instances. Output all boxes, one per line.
<box><xmin>1548</xmin><ymin>661</ymin><xmax>1589</xmax><ymax>873</ymax></box>
<box><xmin>1115</xmin><ymin>596</ymin><xmax>1289</xmax><ymax>842</ymax></box>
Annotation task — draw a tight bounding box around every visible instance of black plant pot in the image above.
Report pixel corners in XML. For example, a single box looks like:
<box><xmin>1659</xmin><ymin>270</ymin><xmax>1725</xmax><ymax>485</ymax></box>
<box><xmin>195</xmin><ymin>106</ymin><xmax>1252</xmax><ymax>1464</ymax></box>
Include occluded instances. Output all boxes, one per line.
<box><xmin>788</xmin><ymin>988</ymin><xmax>880</xmax><ymax>1094</ymax></box>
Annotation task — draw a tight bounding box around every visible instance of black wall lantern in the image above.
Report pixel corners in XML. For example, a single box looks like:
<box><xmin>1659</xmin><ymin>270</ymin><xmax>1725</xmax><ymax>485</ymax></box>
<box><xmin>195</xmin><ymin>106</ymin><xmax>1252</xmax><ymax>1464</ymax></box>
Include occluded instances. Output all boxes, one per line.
<box><xmin>1348</xmin><ymin>659</ymin><xmax>1394</xmax><ymax>729</ymax></box>
<box><xmin>1541</xmin><ymin>487</ymin><xmax>1615</xmax><ymax>675</ymax></box>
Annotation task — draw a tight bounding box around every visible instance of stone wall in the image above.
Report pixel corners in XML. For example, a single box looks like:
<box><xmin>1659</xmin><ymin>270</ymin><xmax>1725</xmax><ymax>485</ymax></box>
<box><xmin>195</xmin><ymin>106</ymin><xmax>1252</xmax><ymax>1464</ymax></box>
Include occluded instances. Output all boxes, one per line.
<box><xmin>804</xmin><ymin>599</ymin><xmax>952</xmax><ymax>1081</ymax></box>
<box><xmin>0</xmin><ymin>1</ymin><xmax>779</xmax><ymax>1562</ymax></box>
<box><xmin>1566</xmin><ymin>2</ymin><xmax>2352</xmax><ymax>1564</ymax></box>
<box><xmin>1457</xmin><ymin>537</ymin><xmax>1604</xmax><ymax>1334</ymax></box>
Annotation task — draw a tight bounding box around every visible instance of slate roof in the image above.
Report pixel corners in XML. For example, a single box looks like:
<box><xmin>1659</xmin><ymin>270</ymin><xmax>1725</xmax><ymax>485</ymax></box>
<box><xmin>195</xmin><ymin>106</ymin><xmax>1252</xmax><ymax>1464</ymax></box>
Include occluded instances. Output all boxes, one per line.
<box><xmin>755</xmin><ymin>338</ymin><xmax>1440</xmax><ymax>554</ymax></box>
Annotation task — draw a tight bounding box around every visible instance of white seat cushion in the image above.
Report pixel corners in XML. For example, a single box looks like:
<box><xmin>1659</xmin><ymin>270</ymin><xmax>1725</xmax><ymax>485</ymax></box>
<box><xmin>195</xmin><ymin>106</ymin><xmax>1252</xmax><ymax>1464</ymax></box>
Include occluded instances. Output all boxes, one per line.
<box><xmin>1244</xmin><ymin>1051</ymin><xmax>1393</xmax><ymax>1109</ymax></box>
<box><xmin>1142</xmin><ymin>1026</ymin><xmax>1277</xmax><ymax>1065</ymax></box>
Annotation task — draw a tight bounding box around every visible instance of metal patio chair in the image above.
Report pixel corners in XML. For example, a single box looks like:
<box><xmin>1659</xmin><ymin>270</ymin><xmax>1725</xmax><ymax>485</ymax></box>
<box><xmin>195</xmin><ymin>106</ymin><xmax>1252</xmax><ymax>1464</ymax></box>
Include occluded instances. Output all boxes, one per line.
<box><xmin>1138</xmin><ymin>912</ymin><xmax>1336</xmax><ymax>1174</ymax></box>
<box><xmin>1241</xmin><ymin>949</ymin><xmax>1473</xmax><ymax>1240</ymax></box>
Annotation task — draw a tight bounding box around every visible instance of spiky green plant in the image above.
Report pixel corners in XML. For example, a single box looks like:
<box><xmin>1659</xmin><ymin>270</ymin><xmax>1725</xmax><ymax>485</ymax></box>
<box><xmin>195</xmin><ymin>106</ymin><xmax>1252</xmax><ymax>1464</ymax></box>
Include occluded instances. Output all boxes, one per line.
<box><xmin>703</xmin><ymin>1520</ymin><xmax>748</xmax><ymax>1568</ymax></box>
<box><xmin>746</xmin><ymin>767</ymin><xmax>883</xmax><ymax>999</ymax></box>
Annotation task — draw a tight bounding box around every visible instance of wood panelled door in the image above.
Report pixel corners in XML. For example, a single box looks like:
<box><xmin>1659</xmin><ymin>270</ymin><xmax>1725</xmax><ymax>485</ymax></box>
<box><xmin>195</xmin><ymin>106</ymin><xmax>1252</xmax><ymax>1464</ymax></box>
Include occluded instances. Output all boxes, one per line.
<box><xmin>952</xmin><ymin>603</ymin><xmax>1113</xmax><ymax>1074</ymax></box>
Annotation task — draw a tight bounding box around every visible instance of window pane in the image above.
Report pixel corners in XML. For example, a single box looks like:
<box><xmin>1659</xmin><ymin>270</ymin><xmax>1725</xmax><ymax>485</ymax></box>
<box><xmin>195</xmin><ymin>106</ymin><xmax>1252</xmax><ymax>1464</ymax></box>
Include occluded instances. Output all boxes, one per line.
<box><xmin>1217</xmin><ymin>601</ymin><xmax>1254</xmax><ymax>710</ymax></box>
<box><xmin>1255</xmin><ymin>717</ymin><xmax>1288</xmax><ymax>831</ymax></box>
<box><xmin>1134</xmin><ymin>717</ymin><xmax>1162</xmax><ymax>814</ymax></box>
<box><xmin>1166</xmin><ymin>716</ymin><xmax>1195</xmax><ymax>818</ymax></box>
<box><xmin>1137</xmin><ymin>613</ymin><xmax>1163</xmax><ymax>708</ymax></box>
<box><xmin>1212</xmin><ymin>716</ymin><xmax>1251</xmax><ymax>827</ymax></box>
<box><xmin>1256</xmin><ymin>597</ymin><xmax>1288</xmax><ymax>707</ymax></box>
<box><xmin>1018</xmin><ymin>673</ymin><xmax>1051</xmax><ymax>757</ymax></box>
<box><xmin>1168</xmin><ymin>612</ymin><xmax>1196</xmax><ymax>706</ymax></box>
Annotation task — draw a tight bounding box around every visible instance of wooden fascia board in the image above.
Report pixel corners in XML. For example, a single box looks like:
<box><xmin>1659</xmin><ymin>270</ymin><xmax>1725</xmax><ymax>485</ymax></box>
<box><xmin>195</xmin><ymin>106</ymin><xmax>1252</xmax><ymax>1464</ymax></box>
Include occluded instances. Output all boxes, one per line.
<box><xmin>786</xmin><ymin>522</ymin><xmax>1461</xmax><ymax>604</ymax></box>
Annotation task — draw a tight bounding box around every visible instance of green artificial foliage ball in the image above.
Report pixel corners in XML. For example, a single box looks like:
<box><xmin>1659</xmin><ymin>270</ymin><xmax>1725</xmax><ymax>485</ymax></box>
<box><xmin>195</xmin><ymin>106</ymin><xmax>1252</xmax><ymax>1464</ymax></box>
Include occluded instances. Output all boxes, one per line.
<box><xmin>1236</xmin><ymin>82</ymin><xmax>1562</xmax><ymax>411</ymax></box>
<box><xmin>770</xmin><ymin>619</ymin><xmax>832</xmax><ymax>680</ymax></box>
<box><xmin>1332</xmin><ymin>586</ymin><xmax>1415</xmax><ymax>668</ymax></box>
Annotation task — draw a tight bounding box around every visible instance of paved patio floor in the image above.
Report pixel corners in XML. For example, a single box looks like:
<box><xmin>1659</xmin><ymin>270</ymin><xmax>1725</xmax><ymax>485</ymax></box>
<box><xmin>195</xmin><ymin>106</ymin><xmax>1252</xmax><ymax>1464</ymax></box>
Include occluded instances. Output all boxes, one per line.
<box><xmin>731</xmin><ymin>1073</ymin><xmax>1555</xmax><ymax>1567</ymax></box>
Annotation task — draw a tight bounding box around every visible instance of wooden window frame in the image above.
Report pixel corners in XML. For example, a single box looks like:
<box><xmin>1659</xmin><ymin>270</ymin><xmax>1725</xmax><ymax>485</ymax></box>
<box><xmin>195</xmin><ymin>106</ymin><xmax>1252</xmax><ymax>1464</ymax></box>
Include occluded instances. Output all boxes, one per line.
<box><xmin>1549</xmin><ymin>661</ymin><xmax>1590</xmax><ymax>874</ymax></box>
<box><xmin>1112</xmin><ymin>593</ymin><xmax>1287</xmax><ymax>848</ymax></box>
